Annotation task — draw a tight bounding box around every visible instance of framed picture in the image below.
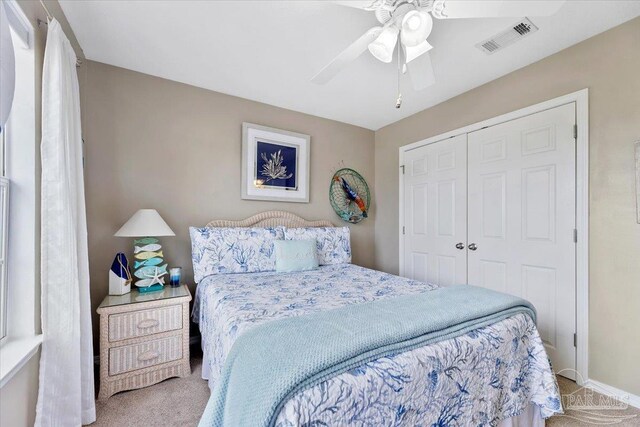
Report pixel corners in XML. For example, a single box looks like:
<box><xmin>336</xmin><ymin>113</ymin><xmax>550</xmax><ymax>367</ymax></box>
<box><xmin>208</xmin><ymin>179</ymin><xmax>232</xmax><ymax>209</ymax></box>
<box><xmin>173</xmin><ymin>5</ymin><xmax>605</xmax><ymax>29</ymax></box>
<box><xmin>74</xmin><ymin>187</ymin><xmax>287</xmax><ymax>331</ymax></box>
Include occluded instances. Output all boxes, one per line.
<box><xmin>241</xmin><ymin>122</ymin><xmax>310</xmax><ymax>203</ymax></box>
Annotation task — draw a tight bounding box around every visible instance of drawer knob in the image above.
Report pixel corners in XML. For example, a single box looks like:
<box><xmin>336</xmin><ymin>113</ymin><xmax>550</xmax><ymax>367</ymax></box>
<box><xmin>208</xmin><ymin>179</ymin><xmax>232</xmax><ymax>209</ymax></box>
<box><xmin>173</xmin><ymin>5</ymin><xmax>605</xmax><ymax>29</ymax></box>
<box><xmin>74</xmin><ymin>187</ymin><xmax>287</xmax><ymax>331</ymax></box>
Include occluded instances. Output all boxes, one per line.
<box><xmin>137</xmin><ymin>318</ymin><xmax>160</xmax><ymax>329</ymax></box>
<box><xmin>138</xmin><ymin>350</ymin><xmax>160</xmax><ymax>362</ymax></box>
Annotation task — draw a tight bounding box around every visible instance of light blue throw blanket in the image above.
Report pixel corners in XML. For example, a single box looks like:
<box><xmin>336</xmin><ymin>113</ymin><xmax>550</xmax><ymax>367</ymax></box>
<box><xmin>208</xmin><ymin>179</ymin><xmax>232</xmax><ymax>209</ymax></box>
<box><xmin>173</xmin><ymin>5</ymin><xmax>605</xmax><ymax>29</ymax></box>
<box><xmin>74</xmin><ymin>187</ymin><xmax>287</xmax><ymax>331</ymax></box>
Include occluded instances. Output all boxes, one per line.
<box><xmin>199</xmin><ymin>284</ymin><xmax>536</xmax><ymax>427</ymax></box>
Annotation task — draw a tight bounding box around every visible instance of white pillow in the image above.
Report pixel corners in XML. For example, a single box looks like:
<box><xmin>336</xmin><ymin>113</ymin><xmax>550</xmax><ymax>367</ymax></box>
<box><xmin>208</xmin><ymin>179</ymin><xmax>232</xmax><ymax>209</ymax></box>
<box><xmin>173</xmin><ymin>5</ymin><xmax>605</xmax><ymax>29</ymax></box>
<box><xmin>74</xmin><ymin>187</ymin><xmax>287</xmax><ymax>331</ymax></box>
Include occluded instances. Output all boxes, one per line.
<box><xmin>284</xmin><ymin>227</ymin><xmax>351</xmax><ymax>265</ymax></box>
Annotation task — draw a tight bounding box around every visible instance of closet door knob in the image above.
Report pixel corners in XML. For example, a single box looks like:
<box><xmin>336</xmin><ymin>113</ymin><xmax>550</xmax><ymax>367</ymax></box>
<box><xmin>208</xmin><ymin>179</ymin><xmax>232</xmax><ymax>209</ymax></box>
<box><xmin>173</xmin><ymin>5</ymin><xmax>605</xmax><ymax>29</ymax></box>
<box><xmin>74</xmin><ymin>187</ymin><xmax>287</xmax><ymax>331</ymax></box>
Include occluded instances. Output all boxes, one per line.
<box><xmin>468</xmin><ymin>243</ymin><xmax>478</xmax><ymax>251</ymax></box>
<box><xmin>455</xmin><ymin>243</ymin><xmax>465</xmax><ymax>250</ymax></box>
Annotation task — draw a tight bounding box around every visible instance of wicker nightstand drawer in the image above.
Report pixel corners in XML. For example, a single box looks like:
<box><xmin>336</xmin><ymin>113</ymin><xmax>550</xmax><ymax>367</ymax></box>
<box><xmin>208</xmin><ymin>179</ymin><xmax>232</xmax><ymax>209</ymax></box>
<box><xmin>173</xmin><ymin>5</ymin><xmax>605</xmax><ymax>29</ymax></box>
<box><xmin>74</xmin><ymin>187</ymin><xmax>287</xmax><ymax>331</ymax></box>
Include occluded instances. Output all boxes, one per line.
<box><xmin>109</xmin><ymin>335</ymin><xmax>183</xmax><ymax>375</ymax></box>
<box><xmin>108</xmin><ymin>304</ymin><xmax>182</xmax><ymax>342</ymax></box>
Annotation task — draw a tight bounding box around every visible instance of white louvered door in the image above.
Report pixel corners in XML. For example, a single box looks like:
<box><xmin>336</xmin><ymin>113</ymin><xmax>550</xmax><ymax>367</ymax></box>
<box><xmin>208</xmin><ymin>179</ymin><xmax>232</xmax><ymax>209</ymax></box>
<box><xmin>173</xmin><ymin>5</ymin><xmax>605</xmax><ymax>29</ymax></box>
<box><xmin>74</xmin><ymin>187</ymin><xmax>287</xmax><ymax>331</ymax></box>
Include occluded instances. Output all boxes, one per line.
<box><xmin>467</xmin><ymin>103</ymin><xmax>576</xmax><ymax>378</ymax></box>
<box><xmin>402</xmin><ymin>134</ymin><xmax>467</xmax><ymax>287</ymax></box>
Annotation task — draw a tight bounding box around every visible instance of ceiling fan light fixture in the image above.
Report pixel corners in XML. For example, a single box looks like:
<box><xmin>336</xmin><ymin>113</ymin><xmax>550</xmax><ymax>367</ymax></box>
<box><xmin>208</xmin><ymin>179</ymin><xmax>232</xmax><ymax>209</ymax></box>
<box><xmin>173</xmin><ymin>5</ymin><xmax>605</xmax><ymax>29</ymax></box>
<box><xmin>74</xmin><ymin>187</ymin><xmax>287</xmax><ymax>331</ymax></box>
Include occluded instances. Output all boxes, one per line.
<box><xmin>400</xmin><ymin>10</ymin><xmax>433</xmax><ymax>47</ymax></box>
<box><xmin>405</xmin><ymin>13</ymin><xmax>422</xmax><ymax>31</ymax></box>
<box><xmin>404</xmin><ymin>39</ymin><xmax>433</xmax><ymax>63</ymax></box>
<box><xmin>367</xmin><ymin>26</ymin><xmax>399</xmax><ymax>63</ymax></box>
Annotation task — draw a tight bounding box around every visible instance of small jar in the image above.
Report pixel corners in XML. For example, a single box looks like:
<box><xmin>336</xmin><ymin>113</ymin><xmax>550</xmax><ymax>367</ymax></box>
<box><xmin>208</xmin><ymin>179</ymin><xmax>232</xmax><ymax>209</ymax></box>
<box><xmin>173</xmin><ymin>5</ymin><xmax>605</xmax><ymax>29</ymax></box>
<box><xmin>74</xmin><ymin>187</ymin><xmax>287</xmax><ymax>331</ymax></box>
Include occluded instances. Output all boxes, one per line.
<box><xmin>169</xmin><ymin>267</ymin><xmax>182</xmax><ymax>287</ymax></box>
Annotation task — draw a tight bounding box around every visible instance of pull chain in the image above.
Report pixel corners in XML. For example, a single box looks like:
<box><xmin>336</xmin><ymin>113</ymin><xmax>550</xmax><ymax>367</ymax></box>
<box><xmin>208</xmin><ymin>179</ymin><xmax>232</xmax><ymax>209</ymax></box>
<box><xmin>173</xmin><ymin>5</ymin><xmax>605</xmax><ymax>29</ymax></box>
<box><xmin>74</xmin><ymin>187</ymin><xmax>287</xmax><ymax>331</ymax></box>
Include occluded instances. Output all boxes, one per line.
<box><xmin>395</xmin><ymin>39</ymin><xmax>402</xmax><ymax>109</ymax></box>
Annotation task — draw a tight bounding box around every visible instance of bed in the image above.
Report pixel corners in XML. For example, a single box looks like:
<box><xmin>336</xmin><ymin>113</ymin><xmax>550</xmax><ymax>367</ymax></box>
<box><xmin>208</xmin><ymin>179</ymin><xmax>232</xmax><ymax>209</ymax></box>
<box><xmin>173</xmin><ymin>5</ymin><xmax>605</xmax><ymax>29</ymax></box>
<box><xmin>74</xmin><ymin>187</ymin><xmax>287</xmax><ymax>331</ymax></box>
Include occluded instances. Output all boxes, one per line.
<box><xmin>191</xmin><ymin>211</ymin><xmax>562</xmax><ymax>426</ymax></box>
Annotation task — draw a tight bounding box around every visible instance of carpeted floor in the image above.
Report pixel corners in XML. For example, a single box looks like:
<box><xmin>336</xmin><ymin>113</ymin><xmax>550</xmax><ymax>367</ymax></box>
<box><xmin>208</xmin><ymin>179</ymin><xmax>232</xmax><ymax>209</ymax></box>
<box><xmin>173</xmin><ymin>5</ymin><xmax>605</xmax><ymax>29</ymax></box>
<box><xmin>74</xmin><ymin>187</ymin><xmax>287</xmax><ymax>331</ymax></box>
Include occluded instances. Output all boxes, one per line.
<box><xmin>92</xmin><ymin>348</ymin><xmax>640</xmax><ymax>426</ymax></box>
<box><xmin>547</xmin><ymin>377</ymin><xmax>640</xmax><ymax>426</ymax></box>
<box><xmin>92</xmin><ymin>347</ymin><xmax>210</xmax><ymax>427</ymax></box>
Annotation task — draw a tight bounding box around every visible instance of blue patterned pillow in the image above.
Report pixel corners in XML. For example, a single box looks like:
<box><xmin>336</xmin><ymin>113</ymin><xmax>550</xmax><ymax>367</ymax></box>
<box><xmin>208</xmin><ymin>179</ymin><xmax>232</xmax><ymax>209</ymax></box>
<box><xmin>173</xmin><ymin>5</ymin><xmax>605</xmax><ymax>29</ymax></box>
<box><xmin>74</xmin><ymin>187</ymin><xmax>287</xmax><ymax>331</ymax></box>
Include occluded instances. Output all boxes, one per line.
<box><xmin>284</xmin><ymin>227</ymin><xmax>351</xmax><ymax>265</ymax></box>
<box><xmin>189</xmin><ymin>226</ymin><xmax>284</xmax><ymax>282</ymax></box>
<box><xmin>274</xmin><ymin>239</ymin><xmax>319</xmax><ymax>273</ymax></box>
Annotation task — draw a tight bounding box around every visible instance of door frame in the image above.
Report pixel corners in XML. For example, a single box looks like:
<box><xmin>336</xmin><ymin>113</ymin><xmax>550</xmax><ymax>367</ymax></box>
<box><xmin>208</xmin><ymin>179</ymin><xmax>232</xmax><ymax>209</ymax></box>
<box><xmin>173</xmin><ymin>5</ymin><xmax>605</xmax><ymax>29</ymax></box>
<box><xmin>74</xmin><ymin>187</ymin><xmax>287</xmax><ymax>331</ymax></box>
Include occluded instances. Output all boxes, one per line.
<box><xmin>398</xmin><ymin>88</ymin><xmax>589</xmax><ymax>385</ymax></box>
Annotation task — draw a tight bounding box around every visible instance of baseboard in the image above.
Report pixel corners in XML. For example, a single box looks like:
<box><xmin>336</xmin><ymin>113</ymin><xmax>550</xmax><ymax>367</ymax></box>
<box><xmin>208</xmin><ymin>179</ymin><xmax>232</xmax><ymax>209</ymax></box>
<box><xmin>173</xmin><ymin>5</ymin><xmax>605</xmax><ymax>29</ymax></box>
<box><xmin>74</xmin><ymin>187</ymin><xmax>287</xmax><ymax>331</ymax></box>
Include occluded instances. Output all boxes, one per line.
<box><xmin>584</xmin><ymin>379</ymin><xmax>640</xmax><ymax>410</ymax></box>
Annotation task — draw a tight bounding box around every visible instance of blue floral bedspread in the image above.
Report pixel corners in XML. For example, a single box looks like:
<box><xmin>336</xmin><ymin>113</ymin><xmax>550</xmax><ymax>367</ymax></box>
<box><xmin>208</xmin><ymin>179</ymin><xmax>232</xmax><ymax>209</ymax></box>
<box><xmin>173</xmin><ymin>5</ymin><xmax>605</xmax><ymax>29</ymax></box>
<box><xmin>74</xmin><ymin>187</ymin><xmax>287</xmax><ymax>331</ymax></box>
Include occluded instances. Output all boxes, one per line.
<box><xmin>193</xmin><ymin>264</ymin><xmax>562</xmax><ymax>426</ymax></box>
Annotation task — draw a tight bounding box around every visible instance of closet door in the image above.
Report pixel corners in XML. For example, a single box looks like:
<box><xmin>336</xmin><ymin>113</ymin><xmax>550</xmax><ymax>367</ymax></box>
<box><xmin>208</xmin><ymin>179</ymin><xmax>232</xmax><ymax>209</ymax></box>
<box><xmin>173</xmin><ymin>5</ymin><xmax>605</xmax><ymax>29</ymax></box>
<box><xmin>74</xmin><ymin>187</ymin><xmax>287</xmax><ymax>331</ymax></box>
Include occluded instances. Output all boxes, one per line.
<box><xmin>467</xmin><ymin>103</ymin><xmax>576</xmax><ymax>378</ymax></box>
<box><xmin>402</xmin><ymin>134</ymin><xmax>467</xmax><ymax>286</ymax></box>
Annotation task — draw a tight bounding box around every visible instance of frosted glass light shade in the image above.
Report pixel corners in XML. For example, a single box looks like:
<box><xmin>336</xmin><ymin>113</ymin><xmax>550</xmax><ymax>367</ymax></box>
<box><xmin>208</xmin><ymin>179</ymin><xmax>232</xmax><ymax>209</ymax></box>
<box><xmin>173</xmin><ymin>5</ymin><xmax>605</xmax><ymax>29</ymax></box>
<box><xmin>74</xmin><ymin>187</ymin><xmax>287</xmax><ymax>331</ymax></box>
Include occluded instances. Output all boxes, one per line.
<box><xmin>404</xmin><ymin>39</ymin><xmax>433</xmax><ymax>63</ymax></box>
<box><xmin>114</xmin><ymin>209</ymin><xmax>175</xmax><ymax>237</ymax></box>
<box><xmin>400</xmin><ymin>10</ymin><xmax>433</xmax><ymax>47</ymax></box>
<box><xmin>368</xmin><ymin>26</ymin><xmax>399</xmax><ymax>63</ymax></box>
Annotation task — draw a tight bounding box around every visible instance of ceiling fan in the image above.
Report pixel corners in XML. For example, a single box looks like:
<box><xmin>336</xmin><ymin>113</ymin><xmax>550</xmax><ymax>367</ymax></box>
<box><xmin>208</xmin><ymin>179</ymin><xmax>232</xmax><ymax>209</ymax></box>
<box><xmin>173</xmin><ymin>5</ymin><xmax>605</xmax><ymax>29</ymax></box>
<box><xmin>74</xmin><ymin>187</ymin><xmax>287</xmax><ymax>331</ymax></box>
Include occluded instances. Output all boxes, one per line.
<box><xmin>312</xmin><ymin>0</ymin><xmax>565</xmax><ymax>96</ymax></box>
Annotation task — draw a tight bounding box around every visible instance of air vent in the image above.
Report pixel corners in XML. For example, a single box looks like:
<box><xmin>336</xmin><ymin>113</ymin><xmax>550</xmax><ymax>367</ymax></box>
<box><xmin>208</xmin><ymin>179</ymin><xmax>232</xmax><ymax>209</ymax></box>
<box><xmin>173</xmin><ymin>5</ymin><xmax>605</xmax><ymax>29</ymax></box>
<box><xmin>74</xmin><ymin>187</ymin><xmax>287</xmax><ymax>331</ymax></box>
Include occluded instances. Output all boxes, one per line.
<box><xmin>476</xmin><ymin>18</ymin><xmax>539</xmax><ymax>55</ymax></box>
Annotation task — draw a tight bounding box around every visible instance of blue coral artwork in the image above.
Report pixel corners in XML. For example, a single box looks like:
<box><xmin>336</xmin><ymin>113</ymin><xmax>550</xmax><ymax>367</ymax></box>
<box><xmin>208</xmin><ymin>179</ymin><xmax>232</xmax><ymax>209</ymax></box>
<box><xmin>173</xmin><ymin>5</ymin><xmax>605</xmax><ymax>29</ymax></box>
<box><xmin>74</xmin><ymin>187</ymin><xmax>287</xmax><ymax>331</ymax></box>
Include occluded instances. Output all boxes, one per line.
<box><xmin>242</xmin><ymin>122</ymin><xmax>310</xmax><ymax>203</ymax></box>
<box><xmin>255</xmin><ymin>141</ymin><xmax>298</xmax><ymax>190</ymax></box>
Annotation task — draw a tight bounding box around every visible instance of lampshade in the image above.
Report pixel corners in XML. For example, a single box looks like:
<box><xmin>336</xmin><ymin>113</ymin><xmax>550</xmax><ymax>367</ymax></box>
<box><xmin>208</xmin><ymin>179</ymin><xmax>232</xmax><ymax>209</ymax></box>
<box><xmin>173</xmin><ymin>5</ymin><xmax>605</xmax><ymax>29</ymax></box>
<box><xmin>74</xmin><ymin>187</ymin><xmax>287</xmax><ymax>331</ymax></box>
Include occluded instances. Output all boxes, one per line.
<box><xmin>400</xmin><ymin>10</ymin><xmax>433</xmax><ymax>48</ymax></box>
<box><xmin>404</xmin><ymin>39</ymin><xmax>433</xmax><ymax>63</ymax></box>
<box><xmin>114</xmin><ymin>209</ymin><xmax>175</xmax><ymax>237</ymax></box>
<box><xmin>368</xmin><ymin>26</ymin><xmax>399</xmax><ymax>63</ymax></box>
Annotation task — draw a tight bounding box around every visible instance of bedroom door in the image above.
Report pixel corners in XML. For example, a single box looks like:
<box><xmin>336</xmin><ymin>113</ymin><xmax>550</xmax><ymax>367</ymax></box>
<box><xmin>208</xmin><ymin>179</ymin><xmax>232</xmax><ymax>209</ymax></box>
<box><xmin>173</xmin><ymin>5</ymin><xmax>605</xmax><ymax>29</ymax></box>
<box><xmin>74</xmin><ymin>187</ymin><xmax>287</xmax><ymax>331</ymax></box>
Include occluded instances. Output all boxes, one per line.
<box><xmin>467</xmin><ymin>103</ymin><xmax>577</xmax><ymax>378</ymax></box>
<box><xmin>402</xmin><ymin>134</ymin><xmax>467</xmax><ymax>286</ymax></box>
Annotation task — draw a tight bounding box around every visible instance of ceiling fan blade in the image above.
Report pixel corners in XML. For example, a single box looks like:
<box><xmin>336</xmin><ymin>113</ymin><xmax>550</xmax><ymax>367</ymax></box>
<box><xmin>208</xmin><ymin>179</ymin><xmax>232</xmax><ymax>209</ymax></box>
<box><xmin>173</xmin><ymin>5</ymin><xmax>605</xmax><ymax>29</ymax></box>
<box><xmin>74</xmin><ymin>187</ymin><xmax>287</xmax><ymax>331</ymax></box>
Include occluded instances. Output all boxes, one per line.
<box><xmin>311</xmin><ymin>27</ymin><xmax>383</xmax><ymax>85</ymax></box>
<box><xmin>407</xmin><ymin>52</ymin><xmax>436</xmax><ymax>90</ymax></box>
<box><xmin>432</xmin><ymin>0</ymin><xmax>565</xmax><ymax>19</ymax></box>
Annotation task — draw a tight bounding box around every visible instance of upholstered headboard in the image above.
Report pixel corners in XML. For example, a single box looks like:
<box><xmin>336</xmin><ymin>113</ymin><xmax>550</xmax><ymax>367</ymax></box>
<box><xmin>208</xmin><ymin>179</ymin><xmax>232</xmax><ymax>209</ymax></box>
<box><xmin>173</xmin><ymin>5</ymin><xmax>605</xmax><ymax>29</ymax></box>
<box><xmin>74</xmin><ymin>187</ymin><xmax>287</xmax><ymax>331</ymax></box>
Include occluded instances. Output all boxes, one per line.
<box><xmin>205</xmin><ymin>211</ymin><xmax>334</xmax><ymax>228</ymax></box>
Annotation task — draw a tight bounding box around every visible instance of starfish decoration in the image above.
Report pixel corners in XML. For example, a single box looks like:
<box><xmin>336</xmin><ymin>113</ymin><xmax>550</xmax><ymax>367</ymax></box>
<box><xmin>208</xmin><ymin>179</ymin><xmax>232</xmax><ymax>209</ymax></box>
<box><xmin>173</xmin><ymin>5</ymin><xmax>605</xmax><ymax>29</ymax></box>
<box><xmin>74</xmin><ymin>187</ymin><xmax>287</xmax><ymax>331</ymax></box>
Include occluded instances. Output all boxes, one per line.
<box><xmin>143</xmin><ymin>267</ymin><xmax>166</xmax><ymax>286</ymax></box>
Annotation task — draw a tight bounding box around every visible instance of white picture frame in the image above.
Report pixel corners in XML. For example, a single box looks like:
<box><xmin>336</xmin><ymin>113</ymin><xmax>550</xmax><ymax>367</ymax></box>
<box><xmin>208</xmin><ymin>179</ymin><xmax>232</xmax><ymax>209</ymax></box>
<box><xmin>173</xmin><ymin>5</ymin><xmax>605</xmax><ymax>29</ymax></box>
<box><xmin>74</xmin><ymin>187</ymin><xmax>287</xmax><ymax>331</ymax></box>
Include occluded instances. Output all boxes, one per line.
<box><xmin>241</xmin><ymin>122</ymin><xmax>310</xmax><ymax>203</ymax></box>
<box><xmin>635</xmin><ymin>141</ymin><xmax>640</xmax><ymax>224</ymax></box>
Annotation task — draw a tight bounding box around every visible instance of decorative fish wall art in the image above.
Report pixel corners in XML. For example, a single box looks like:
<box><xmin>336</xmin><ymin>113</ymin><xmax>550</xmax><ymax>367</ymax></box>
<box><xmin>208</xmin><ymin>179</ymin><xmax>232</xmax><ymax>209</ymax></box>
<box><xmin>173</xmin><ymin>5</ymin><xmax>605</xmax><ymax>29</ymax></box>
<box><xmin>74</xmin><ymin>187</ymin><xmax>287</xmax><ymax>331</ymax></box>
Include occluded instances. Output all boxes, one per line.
<box><xmin>336</xmin><ymin>176</ymin><xmax>368</xmax><ymax>218</ymax></box>
<box><xmin>132</xmin><ymin>237</ymin><xmax>167</xmax><ymax>288</ymax></box>
<box><xmin>329</xmin><ymin>168</ymin><xmax>371</xmax><ymax>224</ymax></box>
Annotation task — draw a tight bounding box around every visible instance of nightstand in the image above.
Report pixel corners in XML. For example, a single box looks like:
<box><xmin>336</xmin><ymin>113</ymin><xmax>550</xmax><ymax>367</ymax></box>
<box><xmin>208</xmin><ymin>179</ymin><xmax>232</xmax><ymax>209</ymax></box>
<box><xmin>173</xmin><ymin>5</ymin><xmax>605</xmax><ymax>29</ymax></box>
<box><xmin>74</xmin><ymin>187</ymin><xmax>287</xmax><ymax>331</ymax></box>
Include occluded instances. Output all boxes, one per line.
<box><xmin>96</xmin><ymin>285</ymin><xmax>192</xmax><ymax>400</ymax></box>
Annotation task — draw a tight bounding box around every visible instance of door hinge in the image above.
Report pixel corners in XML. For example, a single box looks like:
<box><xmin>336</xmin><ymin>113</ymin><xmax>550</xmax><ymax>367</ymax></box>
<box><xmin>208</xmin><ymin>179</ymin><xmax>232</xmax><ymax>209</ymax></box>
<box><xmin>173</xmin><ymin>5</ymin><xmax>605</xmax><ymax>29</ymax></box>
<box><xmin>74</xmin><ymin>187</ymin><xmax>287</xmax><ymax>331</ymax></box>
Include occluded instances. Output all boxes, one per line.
<box><xmin>400</xmin><ymin>165</ymin><xmax>405</xmax><ymax>175</ymax></box>
<box><xmin>573</xmin><ymin>229</ymin><xmax>578</xmax><ymax>243</ymax></box>
<box><xmin>573</xmin><ymin>333</ymin><xmax>577</xmax><ymax>347</ymax></box>
<box><xmin>402</xmin><ymin>226</ymin><xmax>406</xmax><ymax>235</ymax></box>
<box><xmin>573</xmin><ymin>124</ymin><xmax>577</xmax><ymax>139</ymax></box>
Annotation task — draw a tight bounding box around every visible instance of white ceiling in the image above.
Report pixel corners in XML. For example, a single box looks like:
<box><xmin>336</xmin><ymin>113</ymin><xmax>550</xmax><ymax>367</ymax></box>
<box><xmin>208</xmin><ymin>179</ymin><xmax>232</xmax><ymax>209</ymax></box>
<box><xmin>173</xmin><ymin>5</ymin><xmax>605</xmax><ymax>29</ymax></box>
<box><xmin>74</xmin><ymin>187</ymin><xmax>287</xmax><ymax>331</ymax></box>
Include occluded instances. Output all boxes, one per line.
<box><xmin>60</xmin><ymin>1</ymin><xmax>640</xmax><ymax>130</ymax></box>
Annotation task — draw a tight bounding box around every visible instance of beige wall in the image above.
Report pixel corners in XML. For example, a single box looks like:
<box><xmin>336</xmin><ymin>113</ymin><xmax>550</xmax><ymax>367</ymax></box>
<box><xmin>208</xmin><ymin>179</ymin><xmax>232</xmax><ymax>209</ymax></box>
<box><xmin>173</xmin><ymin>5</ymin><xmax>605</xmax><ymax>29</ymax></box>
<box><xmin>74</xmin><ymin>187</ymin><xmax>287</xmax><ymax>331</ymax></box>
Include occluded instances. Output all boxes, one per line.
<box><xmin>80</xmin><ymin>61</ymin><xmax>376</xmax><ymax>350</ymax></box>
<box><xmin>1</xmin><ymin>1</ymin><xmax>83</xmax><ymax>426</ymax></box>
<box><xmin>374</xmin><ymin>17</ymin><xmax>640</xmax><ymax>395</ymax></box>
<box><xmin>0</xmin><ymin>353</ymin><xmax>40</xmax><ymax>427</ymax></box>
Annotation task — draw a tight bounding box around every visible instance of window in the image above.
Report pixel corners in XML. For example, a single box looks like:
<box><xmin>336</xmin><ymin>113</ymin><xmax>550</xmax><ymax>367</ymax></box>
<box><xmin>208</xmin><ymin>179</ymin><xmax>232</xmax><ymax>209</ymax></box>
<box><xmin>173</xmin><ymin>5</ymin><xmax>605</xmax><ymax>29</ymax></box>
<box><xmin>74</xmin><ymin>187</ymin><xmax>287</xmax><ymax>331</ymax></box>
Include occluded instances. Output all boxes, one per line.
<box><xmin>0</xmin><ymin>0</ymin><xmax>40</xmax><ymax>386</ymax></box>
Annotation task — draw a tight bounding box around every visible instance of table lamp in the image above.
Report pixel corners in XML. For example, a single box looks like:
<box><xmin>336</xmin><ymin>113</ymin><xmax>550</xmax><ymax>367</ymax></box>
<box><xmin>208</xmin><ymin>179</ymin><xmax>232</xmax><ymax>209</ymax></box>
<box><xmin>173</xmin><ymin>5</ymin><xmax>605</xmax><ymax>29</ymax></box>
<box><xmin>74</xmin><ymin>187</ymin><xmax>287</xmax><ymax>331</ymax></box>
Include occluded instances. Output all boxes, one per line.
<box><xmin>114</xmin><ymin>209</ymin><xmax>175</xmax><ymax>291</ymax></box>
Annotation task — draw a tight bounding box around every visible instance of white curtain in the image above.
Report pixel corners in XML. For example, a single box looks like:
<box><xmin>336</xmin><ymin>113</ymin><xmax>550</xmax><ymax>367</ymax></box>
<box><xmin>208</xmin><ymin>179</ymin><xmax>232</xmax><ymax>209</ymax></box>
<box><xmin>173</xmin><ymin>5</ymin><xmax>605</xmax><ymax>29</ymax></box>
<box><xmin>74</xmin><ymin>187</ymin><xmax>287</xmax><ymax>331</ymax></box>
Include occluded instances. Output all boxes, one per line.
<box><xmin>36</xmin><ymin>19</ymin><xmax>96</xmax><ymax>426</ymax></box>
